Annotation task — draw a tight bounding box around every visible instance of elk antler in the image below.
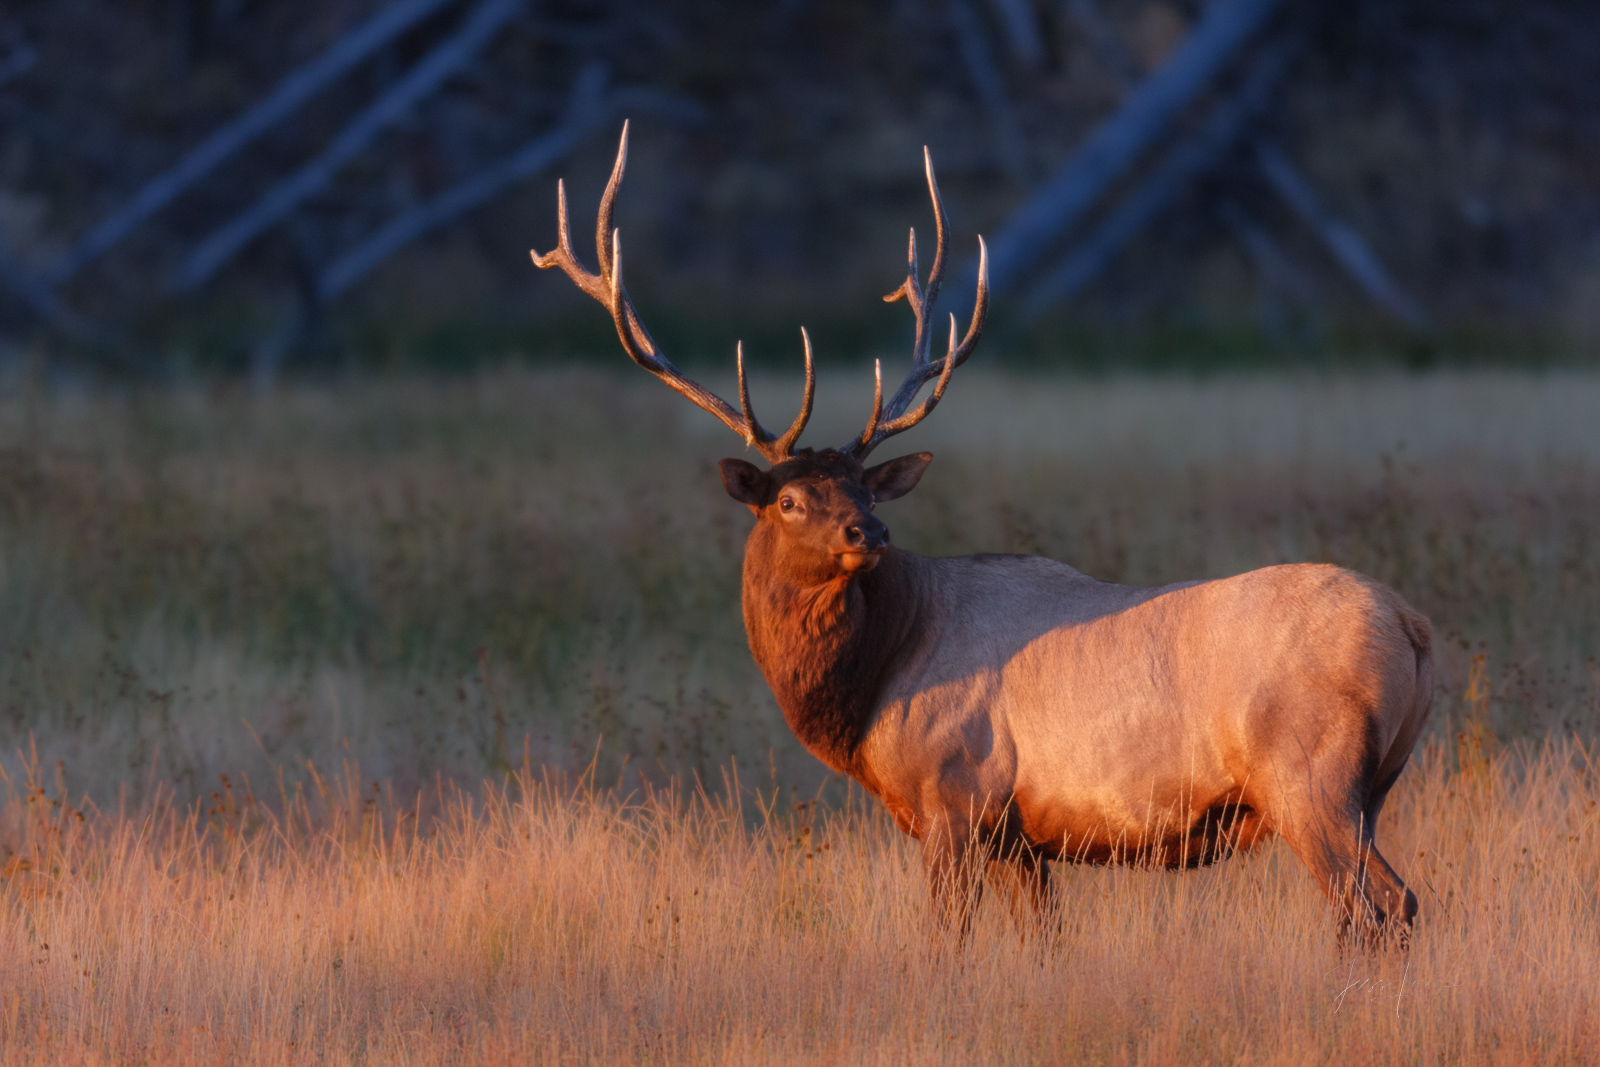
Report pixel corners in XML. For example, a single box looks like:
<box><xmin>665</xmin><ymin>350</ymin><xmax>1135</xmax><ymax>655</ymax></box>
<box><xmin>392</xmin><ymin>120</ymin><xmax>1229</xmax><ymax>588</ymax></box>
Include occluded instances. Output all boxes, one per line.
<box><xmin>530</xmin><ymin>122</ymin><xmax>814</xmax><ymax>465</ymax></box>
<box><xmin>844</xmin><ymin>148</ymin><xmax>989</xmax><ymax>459</ymax></box>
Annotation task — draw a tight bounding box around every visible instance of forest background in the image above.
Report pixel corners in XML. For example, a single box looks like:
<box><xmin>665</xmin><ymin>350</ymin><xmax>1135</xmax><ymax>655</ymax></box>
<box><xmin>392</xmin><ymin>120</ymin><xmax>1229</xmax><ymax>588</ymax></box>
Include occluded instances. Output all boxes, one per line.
<box><xmin>2</xmin><ymin>0</ymin><xmax>1598</xmax><ymax>371</ymax></box>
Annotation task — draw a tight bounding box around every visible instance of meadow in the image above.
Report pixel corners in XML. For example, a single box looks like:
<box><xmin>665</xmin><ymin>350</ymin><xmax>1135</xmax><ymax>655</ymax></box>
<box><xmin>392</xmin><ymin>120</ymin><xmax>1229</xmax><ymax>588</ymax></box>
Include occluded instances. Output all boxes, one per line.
<box><xmin>0</xmin><ymin>365</ymin><xmax>1597</xmax><ymax>1063</ymax></box>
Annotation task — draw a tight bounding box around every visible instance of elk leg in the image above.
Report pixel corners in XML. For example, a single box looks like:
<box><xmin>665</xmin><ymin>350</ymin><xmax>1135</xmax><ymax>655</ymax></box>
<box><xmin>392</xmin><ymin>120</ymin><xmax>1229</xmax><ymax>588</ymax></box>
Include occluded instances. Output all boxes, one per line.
<box><xmin>1276</xmin><ymin>808</ymin><xmax>1416</xmax><ymax>947</ymax></box>
<box><xmin>921</xmin><ymin>817</ymin><xmax>984</xmax><ymax>944</ymax></box>
<box><xmin>1332</xmin><ymin>839</ymin><xmax>1416</xmax><ymax>950</ymax></box>
<box><xmin>1356</xmin><ymin>839</ymin><xmax>1418</xmax><ymax>947</ymax></box>
<box><xmin>1256</xmin><ymin>752</ymin><xmax>1417</xmax><ymax>948</ymax></box>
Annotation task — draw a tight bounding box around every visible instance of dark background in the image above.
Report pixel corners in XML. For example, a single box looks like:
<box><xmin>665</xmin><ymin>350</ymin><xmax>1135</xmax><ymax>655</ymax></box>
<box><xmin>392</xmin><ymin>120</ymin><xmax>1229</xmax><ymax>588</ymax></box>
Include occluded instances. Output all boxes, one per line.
<box><xmin>2</xmin><ymin>0</ymin><xmax>1597</xmax><ymax>374</ymax></box>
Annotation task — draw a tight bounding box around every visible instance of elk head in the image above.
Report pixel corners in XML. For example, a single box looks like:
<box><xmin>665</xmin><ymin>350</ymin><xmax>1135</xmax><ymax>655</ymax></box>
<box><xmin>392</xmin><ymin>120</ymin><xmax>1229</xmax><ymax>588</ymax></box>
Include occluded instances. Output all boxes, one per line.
<box><xmin>718</xmin><ymin>449</ymin><xmax>934</xmax><ymax>585</ymax></box>
<box><xmin>530</xmin><ymin>123</ymin><xmax>988</xmax><ymax>585</ymax></box>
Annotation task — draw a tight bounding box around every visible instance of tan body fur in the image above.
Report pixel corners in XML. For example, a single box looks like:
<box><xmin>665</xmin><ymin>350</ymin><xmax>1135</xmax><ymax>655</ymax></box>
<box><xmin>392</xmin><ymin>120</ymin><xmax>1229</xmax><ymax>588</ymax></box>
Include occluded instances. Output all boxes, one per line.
<box><xmin>875</xmin><ymin>553</ymin><xmax>1419</xmax><ymax>931</ymax></box>
<box><xmin>531</xmin><ymin>127</ymin><xmax>1433</xmax><ymax>942</ymax></box>
<box><xmin>737</xmin><ymin>489</ymin><xmax>1433</xmax><ymax>941</ymax></box>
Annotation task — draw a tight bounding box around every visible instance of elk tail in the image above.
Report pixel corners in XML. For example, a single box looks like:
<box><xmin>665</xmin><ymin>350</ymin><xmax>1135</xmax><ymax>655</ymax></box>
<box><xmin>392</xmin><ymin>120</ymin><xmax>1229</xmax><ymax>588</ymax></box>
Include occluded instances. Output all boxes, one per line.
<box><xmin>1396</xmin><ymin>604</ymin><xmax>1434</xmax><ymax>732</ymax></box>
<box><xmin>1367</xmin><ymin>598</ymin><xmax>1435</xmax><ymax>809</ymax></box>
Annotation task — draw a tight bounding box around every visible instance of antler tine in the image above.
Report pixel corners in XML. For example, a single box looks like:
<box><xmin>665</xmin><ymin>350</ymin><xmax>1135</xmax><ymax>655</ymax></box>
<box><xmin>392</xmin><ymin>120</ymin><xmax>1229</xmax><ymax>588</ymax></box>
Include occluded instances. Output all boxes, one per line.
<box><xmin>536</xmin><ymin>126</ymin><xmax>979</xmax><ymax>466</ymax></box>
<box><xmin>736</xmin><ymin>333</ymin><xmax>819</xmax><ymax>463</ymax></box>
<box><xmin>735</xmin><ymin>342</ymin><xmax>775</xmax><ymax>450</ymax></box>
<box><xmin>855</xmin><ymin>359</ymin><xmax>884</xmax><ymax>452</ymax></box>
<box><xmin>606</xmin><ymin>229</ymin><xmax>659</xmax><ymax>369</ymax></box>
<box><xmin>845</xmin><ymin>151</ymin><xmax>985</xmax><ymax>458</ymax></box>
<box><xmin>556</xmin><ymin>179</ymin><xmax>574</xmax><ymax>261</ymax></box>
<box><xmin>532</xmin><ymin>123</ymin><xmax>821</xmax><ymax>463</ymax></box>
<box><xmin>880</xmin><ymin>149</ymin><xmax>950</xmax><ymax>383</ymax></box>
<box><xmin>867</xmin><ymin>314</ymin><xmax>958</xmax><ymax>442</ymax></box>
<box><xmin>944</xmin><ymin>234</ymin><xmax>989</xmax><ymax>372</ymax></box>
<box><xmin>898</xmin><ymin>234</ymin><xmax>989</xmax><ymax>381</ymax></box>
<box><xmin>530</xmin><ymin>122</ymin><xmax>628</xmax><ymax>299</ymax></box>
<box><xmin>876</xmin><ymin>151</ymin><xmax>955</xmax><ymax>425</ymax></box>
<box><xmin>883</xmin><ymin>228</ymin><xmax>922</xmax><ymax>312</ymax></box>
<box><xmin>918</xmin><ymin>146</ymin><xmax>950</xmax><ymax>365</ymax></box>
<box><xmin>772</xmin><ymin>328</ymin><xmax>816</xmax><ymax>456</ymax></box>
<box><xmin>530</xmin><ymin>179</ymin><xmax>607</xmax><ymax>303</ymax></box>
<box><xmin>889</xmin><ymin>240</ymin><xmax>988</xmax><ymax>401</ymax></box>
<box><xmin>595</xmin><ymin>120</ymin><xmax>628</xmax><ymax>279</ymax></box>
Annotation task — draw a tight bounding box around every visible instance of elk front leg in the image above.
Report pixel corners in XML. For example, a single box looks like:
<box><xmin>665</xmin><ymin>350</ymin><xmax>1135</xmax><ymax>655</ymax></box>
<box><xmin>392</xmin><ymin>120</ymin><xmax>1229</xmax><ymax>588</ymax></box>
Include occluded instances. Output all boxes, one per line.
<box><xmin>921</xmin><ymin>815</ymin><xmax>984</xmax><ymax>944</ymax></box>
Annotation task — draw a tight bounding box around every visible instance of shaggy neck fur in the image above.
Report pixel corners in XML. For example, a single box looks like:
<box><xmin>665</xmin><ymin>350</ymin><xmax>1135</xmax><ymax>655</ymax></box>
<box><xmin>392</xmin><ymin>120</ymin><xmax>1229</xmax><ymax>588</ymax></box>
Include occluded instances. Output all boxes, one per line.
<box><xmin>740</xmin><ymin>527</ymin><xmax>926</xmax><ymax>777</ymax></box>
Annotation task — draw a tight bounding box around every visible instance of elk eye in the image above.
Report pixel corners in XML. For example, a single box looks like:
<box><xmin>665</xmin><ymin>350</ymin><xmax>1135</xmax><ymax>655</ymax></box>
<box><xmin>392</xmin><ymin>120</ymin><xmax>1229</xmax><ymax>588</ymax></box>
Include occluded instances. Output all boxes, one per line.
<box><xmin>779</xmin><ymin>497</ymin><xmax>795</xmax><ymax>513</ymax></box>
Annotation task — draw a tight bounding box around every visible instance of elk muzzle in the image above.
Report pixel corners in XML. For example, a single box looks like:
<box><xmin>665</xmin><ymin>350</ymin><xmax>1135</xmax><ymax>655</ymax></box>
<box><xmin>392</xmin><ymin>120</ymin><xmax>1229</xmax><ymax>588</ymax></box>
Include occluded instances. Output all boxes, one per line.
<box><xmin>838</xmin><ymin>515</ymin><xmax>889</xmax><ymax>573</ymax></box>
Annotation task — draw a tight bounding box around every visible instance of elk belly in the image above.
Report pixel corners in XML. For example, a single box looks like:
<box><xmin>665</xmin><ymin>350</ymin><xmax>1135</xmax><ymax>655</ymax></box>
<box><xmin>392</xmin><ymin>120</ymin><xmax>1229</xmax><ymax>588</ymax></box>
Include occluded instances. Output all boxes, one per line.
<box><xmin>862</xmin><ymin>557</ymin><xmax>1402</xmax><ymax>868</ymax></box>
<box><xmin>1001</xmin><ymin>611</ymin><xmax>1256</xmax><ymax>864</ymax></box>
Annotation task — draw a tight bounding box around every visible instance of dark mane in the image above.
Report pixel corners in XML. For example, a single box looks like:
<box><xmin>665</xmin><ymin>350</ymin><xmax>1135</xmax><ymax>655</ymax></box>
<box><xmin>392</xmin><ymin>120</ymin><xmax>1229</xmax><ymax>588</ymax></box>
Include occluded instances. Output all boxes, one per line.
<box><xmin>740</xmin><ymin>531</ymin><xmax>923</xmax><ymax>775</ymax></box>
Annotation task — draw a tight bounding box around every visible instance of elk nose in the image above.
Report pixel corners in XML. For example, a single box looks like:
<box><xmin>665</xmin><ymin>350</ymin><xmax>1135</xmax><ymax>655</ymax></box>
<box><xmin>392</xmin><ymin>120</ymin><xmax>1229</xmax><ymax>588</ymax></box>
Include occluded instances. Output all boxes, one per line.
<box><xmin>845</xmin><ymin>517</ymin><xmax>889</xmax><ymax>550</ymax></box>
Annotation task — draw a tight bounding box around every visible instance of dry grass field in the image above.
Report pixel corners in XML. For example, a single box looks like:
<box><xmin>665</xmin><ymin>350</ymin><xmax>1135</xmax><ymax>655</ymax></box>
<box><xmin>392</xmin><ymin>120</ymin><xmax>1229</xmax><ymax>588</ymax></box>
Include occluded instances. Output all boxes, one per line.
<box><xmin>0</xmin><ymin>366</ymin><xmax>1597</xmax><ymax>1064</ymax></box>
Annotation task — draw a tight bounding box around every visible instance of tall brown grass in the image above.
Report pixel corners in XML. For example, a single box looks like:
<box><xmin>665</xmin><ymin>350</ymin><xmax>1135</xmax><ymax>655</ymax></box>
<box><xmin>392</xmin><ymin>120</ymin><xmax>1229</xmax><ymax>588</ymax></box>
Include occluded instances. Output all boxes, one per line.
<box><xmin>0</xmin><ymin>366</ymin><xmax>1597</xmax><ymax>1062</ymax></box>
<box><xmin>1</xmin><ymin>741</ymin><xmax>1596</xmax><ymax>1064</ymax></box>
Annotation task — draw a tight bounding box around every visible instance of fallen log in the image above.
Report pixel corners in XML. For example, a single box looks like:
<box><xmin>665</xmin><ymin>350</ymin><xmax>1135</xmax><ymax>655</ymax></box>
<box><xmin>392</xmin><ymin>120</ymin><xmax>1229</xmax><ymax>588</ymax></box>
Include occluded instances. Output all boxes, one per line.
<box><xmin>316</xmin><ymin>65</ymin><xmax>609</xmax><ymax>301</ymax></box>
<box><xmin>172</xmin><ymin>0</ymin><xmax>521</xmax><ymax>293</ymax></box>
<box><xmin>51</xmin><ymin>0</ymin><xmax>461</xmax><ymax>284</ymax></box>
<box><xmin>1021</xmin><ymin>43</ymin><xmax>1291</xmax><ymax>314</ymax></box>
<box><xmin>989</xmin><ymin>0</ymin><xmax>1044</xmax><ymax>68</ymax></box>
<box><xmin>983</xmin><ymin>0</ymin><xmax>1284</xmax><ymax>293</ymax></box>
<box><xmin>949</xmin><ymin>0</ymin><xmax>1031</xmax><ymax>184</ymax></box>
<box><xmin>1057</xmin><ymin>0</ymin><xmax>1425</xmax><ymax>331</ymax></box>
<box><xmin>1253</xmin><ymin>140</ymin><xmax>1429</xmax><ymax>331</ymax></box>
<box><xmin>0</xmin><ymin>244</ymin><xmax>94</xmax><ymax>340</ymax></box>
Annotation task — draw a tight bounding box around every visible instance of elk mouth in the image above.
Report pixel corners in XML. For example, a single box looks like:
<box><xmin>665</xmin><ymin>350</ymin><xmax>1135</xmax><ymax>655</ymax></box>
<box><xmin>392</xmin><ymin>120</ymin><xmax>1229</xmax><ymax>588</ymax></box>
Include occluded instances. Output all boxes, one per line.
<box><xmin>836</xmin><ymin>546</ymin><xmax>886</xmax><ymax>574</ymax></box>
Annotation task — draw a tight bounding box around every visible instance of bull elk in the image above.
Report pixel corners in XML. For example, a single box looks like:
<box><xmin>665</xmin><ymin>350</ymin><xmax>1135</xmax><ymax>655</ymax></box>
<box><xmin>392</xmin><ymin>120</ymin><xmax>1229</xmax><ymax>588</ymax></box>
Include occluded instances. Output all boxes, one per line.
<box><xmin>531</xmin><ymin>123</ymin><xmax>1434</xmax><ymax>944</ymax></box>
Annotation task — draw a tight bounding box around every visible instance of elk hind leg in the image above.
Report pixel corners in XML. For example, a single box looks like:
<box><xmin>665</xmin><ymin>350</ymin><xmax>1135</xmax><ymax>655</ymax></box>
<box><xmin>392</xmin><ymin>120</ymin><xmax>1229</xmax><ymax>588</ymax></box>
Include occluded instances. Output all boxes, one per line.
<box><xmin>1262</xmin><ymin>768</ymin><xmax>1416</xmax><ymax>948</ymax></box>
<box><xmin>1353</xmin><ymin>724</ymin><xmax>1424</xmax><ymax>941</ymax></box>
<box><xmin>1361</xmin><ymin>768</ymin><xmax>1419</xmax><ymax>931</ymax></box>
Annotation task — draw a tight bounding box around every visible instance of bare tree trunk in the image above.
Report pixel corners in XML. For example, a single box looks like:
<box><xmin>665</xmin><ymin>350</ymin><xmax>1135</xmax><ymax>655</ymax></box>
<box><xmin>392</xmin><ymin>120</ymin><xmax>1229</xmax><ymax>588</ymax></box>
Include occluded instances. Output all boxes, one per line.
<box><xmin>1060</xmin><ymin>0</ymin><xmax>1420</xmax><ymax>331</ymax></box>
<box><xmin>989</xmin><ymin>0</ymin><xmax>1044</xmax><ymax>68</ymax></box>
<box><xmin>1254</xmin><ymin>141</ymin><xmax>1429</xmax><ymax>331</ymax></box>
<box><xmin>316</xmin><ymin>64</ymin><xmax>610</xmax><ymax>301</ymax></box>
<box><xmin>52</xmin><ymin>0</ymin><xmax>463</xmax><ymax>284</ymax></box>
<box><xmin>1020</xmin><ymin>42</ymin><xmax>1291</xmax><ymax>314</ymax></box>
<box><xmin>173</xmin><ymin>0</ymin><xmax>521</xmax><ymax>293</ymax></box>
<box><xmin>0</xmin><ymin>242</ymin><xmax>95</xmax><ymax>340</ymax></box>
<box><xmin>984</xmin><ymin>0</ymin><xmax>1284</xmax><ymax>293</ymax></box>
<box><xmin>948</xmin><ymin>0</ymin><xmax>1031</xmax><ymax>185</ymax></box>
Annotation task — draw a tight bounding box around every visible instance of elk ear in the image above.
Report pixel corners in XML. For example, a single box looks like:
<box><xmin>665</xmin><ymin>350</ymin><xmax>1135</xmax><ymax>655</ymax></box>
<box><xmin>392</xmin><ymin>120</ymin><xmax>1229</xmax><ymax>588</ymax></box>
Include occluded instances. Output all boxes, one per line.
<box><xmin>863</xmin><ymin>452</ymin><xmax>932</xmax><ymax>502</ymax></box>
<box><xmin>719</xmin><ymin>458</ymin><xmax>770</xmax><ymax>506</ymax></box>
